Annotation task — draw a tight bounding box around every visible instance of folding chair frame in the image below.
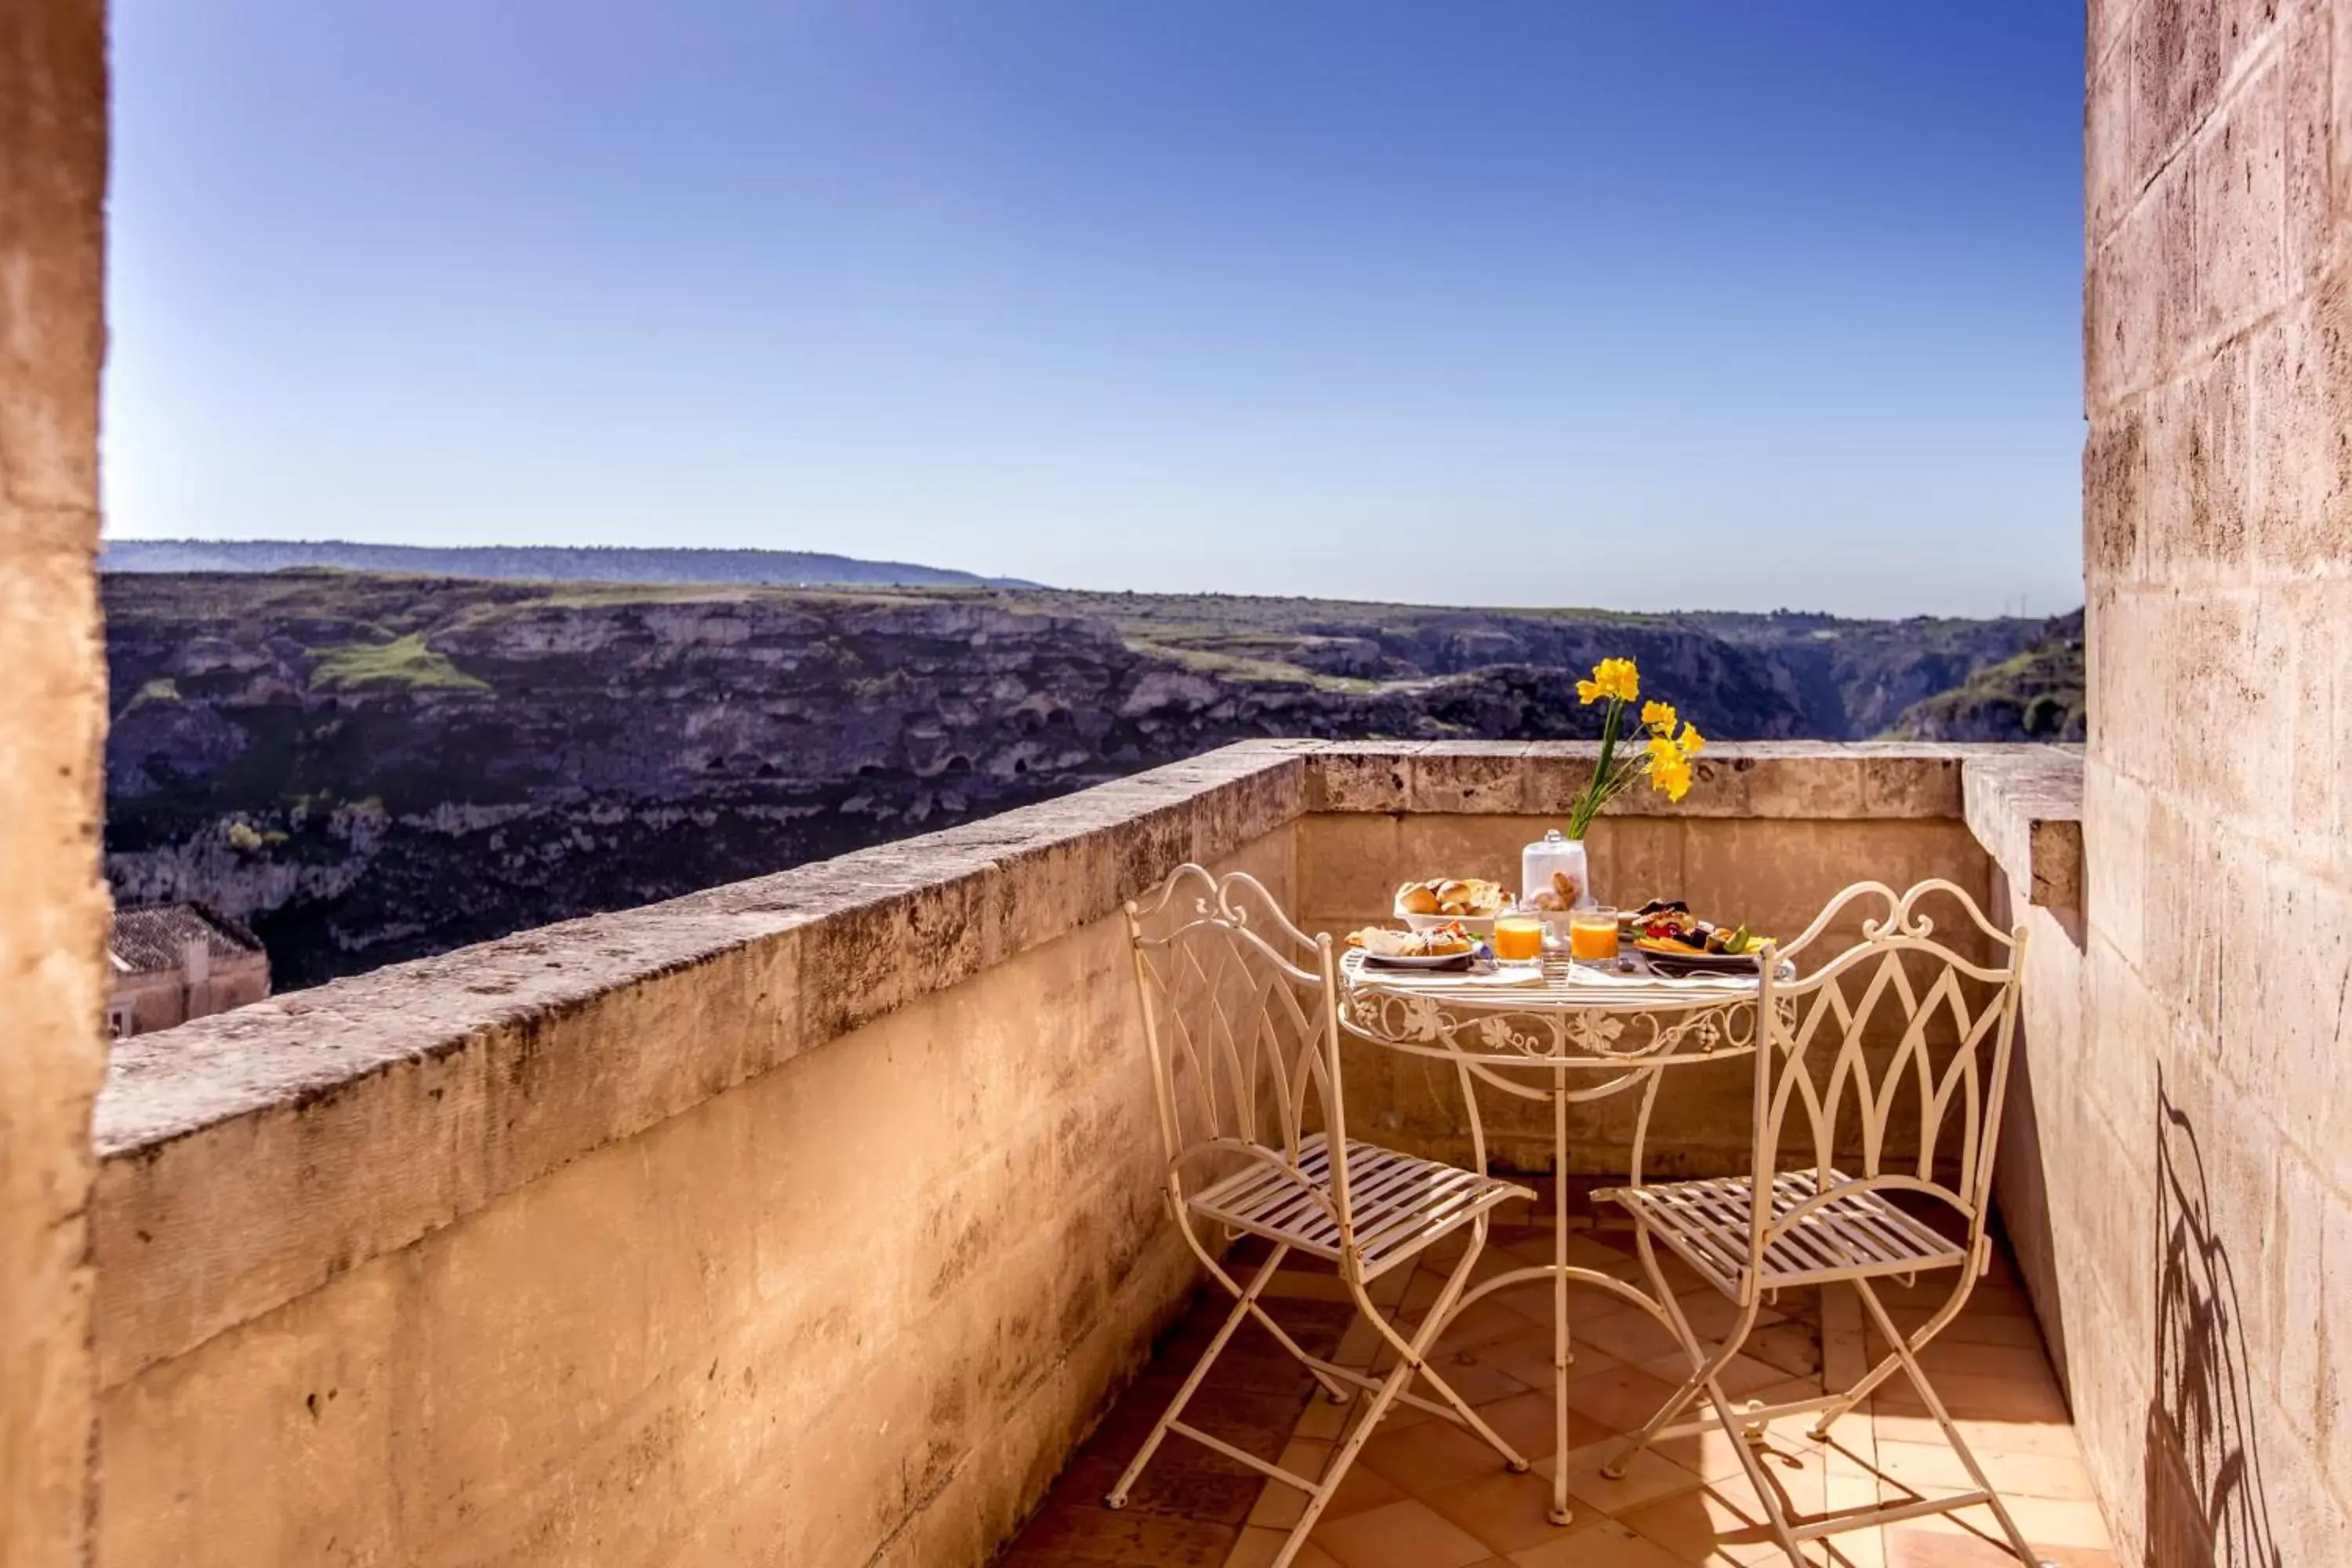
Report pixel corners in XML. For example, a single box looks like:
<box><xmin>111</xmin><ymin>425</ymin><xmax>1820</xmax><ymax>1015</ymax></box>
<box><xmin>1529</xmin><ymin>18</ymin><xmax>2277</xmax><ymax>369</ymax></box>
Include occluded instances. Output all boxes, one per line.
<box><xmin>1599</xmin><ymin>879</ymin><xmax>2056</xmax><ymax>1568</ymax></box>
<box><xmin>1105</xmin><ymin>865</ymin><xmax>1532</xmax><ymax>1568</ymax></box>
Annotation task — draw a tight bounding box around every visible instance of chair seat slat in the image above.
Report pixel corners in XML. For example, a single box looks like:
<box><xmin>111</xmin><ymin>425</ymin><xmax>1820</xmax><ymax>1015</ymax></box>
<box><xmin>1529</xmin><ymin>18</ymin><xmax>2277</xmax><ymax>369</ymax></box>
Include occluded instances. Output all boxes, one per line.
<box><xmin>1189</xmin><ymin>1133</ymin><xmax>1523</xmax><ymax>1276</ymax></box>
<box><xmin>1614</xmin><ymin>1167</ymin><xmax>1969</xmax><ymax>1290</ymax></box>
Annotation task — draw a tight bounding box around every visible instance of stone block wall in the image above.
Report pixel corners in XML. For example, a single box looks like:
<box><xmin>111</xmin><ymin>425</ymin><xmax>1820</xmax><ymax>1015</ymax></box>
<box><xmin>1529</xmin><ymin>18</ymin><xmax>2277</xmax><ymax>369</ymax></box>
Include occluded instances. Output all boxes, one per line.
<box><xmin>92</xmin><ymin>750</ymin><xmax>1303</xmax><ymax>1568</ymax></box>
<box><xmin>87</xmin><ymin>740</ymin><xmax>2077</xmax><ymax>1566</ymax></box>
<box><xmin>2080</xmin><ymin>1</ymin><xmax>2352</xmax><ymax>1561</ymax></box>
<box><xmin>0</xmin><ymin>2</ymin><xmax>111</xmax><ymax>1564</ymax></box>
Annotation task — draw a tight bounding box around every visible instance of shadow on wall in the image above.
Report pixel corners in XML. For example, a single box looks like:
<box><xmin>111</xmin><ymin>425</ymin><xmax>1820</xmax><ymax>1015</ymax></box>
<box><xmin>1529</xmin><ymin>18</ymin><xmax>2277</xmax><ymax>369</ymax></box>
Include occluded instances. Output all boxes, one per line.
<box><xmin>2144</xmin><ymin>1079</ymin><xmax>2280</xmax><ymax>1568</ymax></box>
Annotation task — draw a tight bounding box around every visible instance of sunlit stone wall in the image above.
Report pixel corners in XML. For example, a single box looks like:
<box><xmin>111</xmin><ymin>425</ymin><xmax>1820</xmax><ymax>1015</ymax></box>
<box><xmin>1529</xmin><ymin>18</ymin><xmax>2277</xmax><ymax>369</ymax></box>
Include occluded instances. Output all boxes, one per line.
<box><xmin>2080</xmin><ymin>0</ymin><xmax>2352</xmax><ymax>1560</ymax></box>
<box><xmin>0</xmin><ymin>2</ymin><xmax>111</xmax><ymax>1563</ymax></box>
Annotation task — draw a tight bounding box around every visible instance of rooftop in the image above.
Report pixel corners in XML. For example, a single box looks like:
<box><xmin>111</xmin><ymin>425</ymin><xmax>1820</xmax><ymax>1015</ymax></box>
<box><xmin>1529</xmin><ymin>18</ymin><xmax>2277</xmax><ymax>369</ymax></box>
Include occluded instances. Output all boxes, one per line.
<box><xmin>107</xmin><ymin>902</ymin><xmax>266</xmax><ymax>975</ymax></box>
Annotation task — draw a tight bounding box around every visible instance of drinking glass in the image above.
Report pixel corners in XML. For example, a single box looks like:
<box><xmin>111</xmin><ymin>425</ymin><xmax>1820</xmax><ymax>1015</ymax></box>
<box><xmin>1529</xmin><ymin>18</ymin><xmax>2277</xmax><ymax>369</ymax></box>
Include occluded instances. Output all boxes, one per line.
<box><xmin>1492</xmin><ymin>915</ymin><xmax>1545</xmax><ymax>965</ymax></box>
<box><xmin>1568</xmin><ymin>907</ymin><xmax>1621</xmax><ymax>964</ymax></box>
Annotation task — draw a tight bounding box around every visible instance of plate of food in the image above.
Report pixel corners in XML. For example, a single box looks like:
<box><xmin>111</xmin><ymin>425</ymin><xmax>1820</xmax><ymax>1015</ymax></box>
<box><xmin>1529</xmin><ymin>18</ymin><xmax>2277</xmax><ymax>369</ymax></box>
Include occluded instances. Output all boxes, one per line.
<box><xmin>1624</xmin><ymin>899</ymin><xmax>1773</xmax><ymax>973</ymax></box>
<box><xmin>1394</xmin><ymin>877</ymin><xmax>1513</xmax><ymax>933</ymax></box>
<box><xmin>1348</xmin><ymin>922</ymin><xmax>1481</xmax><ymax>967</ymax></box>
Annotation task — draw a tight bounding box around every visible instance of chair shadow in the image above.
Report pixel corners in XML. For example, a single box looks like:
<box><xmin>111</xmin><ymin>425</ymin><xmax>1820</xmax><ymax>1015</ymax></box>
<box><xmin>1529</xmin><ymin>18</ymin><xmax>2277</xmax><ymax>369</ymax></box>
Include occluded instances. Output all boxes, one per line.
<box><xmin>2143</xmin><ymin>1075</ymin><xmax>2280</xmax><ymax>1568</ymax></box>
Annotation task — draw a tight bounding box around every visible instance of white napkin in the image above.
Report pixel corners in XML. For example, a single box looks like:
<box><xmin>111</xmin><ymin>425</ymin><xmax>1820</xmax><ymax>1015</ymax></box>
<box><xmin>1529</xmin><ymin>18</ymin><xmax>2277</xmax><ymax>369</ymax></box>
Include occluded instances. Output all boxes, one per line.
<box><xmin>1357</xmin><ymin>965</ymin><xmax>1545</xmax><ymax>987</ymax></box>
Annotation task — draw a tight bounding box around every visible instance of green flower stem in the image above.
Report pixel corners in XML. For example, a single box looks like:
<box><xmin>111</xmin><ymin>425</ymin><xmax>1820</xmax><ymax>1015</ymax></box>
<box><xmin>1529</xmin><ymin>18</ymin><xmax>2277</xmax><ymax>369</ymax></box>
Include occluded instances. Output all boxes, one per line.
<box><xmin>1570</xmin><ymin>695</ymin><xmax>1625</xmax><ymax>838</ymax></box>
<box><xmin>1568</xmin><ymin>695</ymin><xmax>1667</xmax><ymax>837</ymax></box>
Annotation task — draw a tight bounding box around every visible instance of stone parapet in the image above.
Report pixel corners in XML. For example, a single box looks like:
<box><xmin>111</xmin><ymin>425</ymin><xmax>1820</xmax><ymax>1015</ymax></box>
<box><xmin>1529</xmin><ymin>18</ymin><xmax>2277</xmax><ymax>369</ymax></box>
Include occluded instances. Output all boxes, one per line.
<box><xmin>90</xmin><ymin>739</ymin><xmax>2074</xmax><ymax>1568</ymax></box>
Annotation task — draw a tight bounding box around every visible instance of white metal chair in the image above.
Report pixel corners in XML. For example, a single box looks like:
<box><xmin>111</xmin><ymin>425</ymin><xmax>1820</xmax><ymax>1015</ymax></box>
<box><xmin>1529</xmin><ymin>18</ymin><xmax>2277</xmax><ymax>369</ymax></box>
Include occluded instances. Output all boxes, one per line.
<box><xmin>1108</xmin><ymin>864</ymin><xmax>1533</xmax><ymax>1568</ymax></box>
<box><xmin>1596</xmin><ymin>879</ymin><xmax>2047</xmax><ymax>1566</ymax></box>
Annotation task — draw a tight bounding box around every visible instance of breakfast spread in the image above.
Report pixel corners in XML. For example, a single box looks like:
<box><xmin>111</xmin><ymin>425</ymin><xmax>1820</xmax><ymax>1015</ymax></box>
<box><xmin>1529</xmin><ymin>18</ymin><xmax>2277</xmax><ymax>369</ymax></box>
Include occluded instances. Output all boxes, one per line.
<box><xmin>1624</xmin><ymin>898</ymin><xmax>1772</xmax><ymax>956</ymax></box>
<box><xmin>1394</xmin><ymin>878</ymin><xmax>1512</xmax><ymax>918</ymax></box>
<box><xmin>1346</xmin><ymin>923</ymin><xmax>1478</xmax><ymax>959</ymax></box>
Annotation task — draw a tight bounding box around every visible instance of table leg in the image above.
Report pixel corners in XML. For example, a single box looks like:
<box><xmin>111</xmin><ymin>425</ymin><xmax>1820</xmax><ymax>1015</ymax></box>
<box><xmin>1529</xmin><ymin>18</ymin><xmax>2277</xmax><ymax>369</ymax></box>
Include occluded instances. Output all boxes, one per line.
<box><xmin>1549</xmin><ymin>1081</ymin><xmax>1574</xmax><ymax>1527</ymax></box>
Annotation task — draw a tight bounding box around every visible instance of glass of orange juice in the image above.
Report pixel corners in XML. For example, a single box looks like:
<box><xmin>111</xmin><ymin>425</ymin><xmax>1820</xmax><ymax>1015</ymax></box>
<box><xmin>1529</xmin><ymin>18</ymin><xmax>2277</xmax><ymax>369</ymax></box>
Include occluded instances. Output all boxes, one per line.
<box><xmin>1569</xmin><ymin>907</ymin><xmax>1621</xmax><ymax>964</ymax></box>
<box><xmin>1492</xmin><ymin>914</ymin><xmax>1545</xmax><ymax>965</ymax></box>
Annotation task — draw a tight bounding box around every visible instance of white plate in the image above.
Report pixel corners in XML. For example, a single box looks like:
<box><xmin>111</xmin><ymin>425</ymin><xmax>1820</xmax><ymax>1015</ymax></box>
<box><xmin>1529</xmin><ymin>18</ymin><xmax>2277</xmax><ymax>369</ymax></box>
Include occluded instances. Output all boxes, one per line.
<box><xmin>1362</xmin><ymin>948</ymin><xmax>1479</xmax><ymax>968</ymax></box>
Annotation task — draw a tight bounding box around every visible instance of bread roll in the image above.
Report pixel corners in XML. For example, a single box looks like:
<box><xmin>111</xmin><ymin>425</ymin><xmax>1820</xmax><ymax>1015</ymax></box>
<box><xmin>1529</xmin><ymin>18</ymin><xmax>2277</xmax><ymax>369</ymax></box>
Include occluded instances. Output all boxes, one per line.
<box><xmin>1398</xmin><ymin>884</ymin><xmax>1441</xmax><ymax>916</ymax></box>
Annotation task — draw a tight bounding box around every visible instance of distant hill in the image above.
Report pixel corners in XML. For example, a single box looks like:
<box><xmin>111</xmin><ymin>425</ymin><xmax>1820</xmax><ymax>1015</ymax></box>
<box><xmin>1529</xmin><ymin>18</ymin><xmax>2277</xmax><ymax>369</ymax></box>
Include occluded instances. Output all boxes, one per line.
<box><xmin>1885</xmin><ymin>609</ymin><xmax>2085</xmax><ymax>742</ymax></box>
<box><xmin>98</xmin><ymin>538</ymin><xmax>1036</xmax><ymax>589</ymax></box>
<box><xmin>100</xmin><ymin>572</ymin><xmax>2065</xmax><ymax>986</ymax></box>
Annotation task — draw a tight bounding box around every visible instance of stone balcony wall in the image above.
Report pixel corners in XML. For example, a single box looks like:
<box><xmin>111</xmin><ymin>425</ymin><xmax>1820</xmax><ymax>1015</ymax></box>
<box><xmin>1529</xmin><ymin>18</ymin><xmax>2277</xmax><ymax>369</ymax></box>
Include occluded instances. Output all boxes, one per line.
<box><xmin>0</xmin><ymin>3</ymin><xmax>111</xmax><ymax>1563</ymax></box>
<box><xmin>2084</xmin><ymin>0</ymin><xmax>2352</xmax><ymax>1562</ymax></box>
<box><xmin>89</xmin><ymin>740</ymin><xmax>2081</xmax><ymax>1568</ymax></box>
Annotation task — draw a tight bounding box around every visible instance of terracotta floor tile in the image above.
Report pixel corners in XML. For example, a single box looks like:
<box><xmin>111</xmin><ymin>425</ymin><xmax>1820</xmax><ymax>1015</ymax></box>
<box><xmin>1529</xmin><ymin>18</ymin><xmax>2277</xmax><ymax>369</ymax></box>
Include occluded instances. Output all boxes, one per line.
<box><xmin>1362</xmin><ymin>1268</ymin><xmax>1415</xmax><ymax>1310</ymax></box>
<box><xmin>1864</xmin><ymin>1408</ymin><xmax>2084</xmax><ymax>1461</ymax></box>
<box><xmin>1508</xmin><ymin>1518</ymin><xmax>1693</xmax><ymax>1567</ymax></box>
<box><xmin>1572</xmin><ymin>1308</ymin><xmax>1690</xmax><ymax>1367</ymax></box>
<box><xmin>1332</xmin><ymin>1319</ymin><xmax>1384</xmax><ymax>1370</ymax></box>
<box><xmin>1009</xmin><ymin>1502</ymin><xmax>1238</xmax><ymax>1566</ymax></box>
<box><xmin>1562</xmin><ymin>1362</ymin><xmax>1686</xmax><ymax>1437</ymax></box>
<box><xmin>1319</xmin><ymin>1457</ymin><xmax>1408</xmax><ymax>1522</ymax></box>
<box><xmin>1975</xmin><ymin>1496</ymin><xmax>2110</xmax><ymax>1548</ymax></box>
<box><xmin>1432</xmin><ymin>1297</ymin><xmax>1543</xmax><ymax>1351</ymax></box>
<box><xmin>1671</xmin><ymin>1288</ymin><xmax>1786</xmax><ymax>1341</ymax></box>
<box><xmin>1311</xmin><ymin>1497</ymin><xmax>1496</xmax><ymax>1568</ymax></box>
<box><xmin>1466</xmin><ymin>1388</ymin><xmax>1610</xmax><ymax>1461</ymax></box>
<box><xmin>1247</xmin><ymin>1439</ymin><xmax>1333</xmax><ymax>1530</ymax></box>
<box><xmin>1265</xmin><ymin>1267</ymin><xmax>1358</xmax><ymax>1304</ymax></box>
<box><xmin>1869</xmin><ymin>1371</ymin><xmax>2069</xmax><ymax>1425</ymax></box>
<box><xmin>1769</xmin><ymin>1289</ymin><xmax>1825</xmax><ymax>1327</ymax></box>
<box><xmin>1421</xmin><ymin>1350</ymin><xmax>1538</xmax><ymax>1408</ymax></box>
<box><xmin>1868</xmin><ymin>1439</ymin><xmax>2097</xmax><ymax>1502</ymax></box>
<box><xmin>1504</xmin><ymin>1232</ymin><xmax>1653</xmax><ymax>1279</ymax></box>
<box><xmin>1648</xmin><ymin>1421</ymin><xmax>1768</xmax><ymax>1486</ymax></box>
<box><xmin>1479</xmin><ymin>1325</ymin><xmax>1598</xmax><ymax>1391</ymax></box>
<box><xmin>998</xmin><ymin>1221</ymin><xmax>2096</xmax><ymax>1568</ymax></box>
<box><xmin>1878</xmin><ymin>1308</ymin><xmax>2044</xmax><ymax>1351</ymax></box>
<box><xmin>1546</xmin><ymin>1437</ymin><xmax>1708</xmax><ymax>1517</ymax></box>
<box><xmin>1742</xmin><ymin>1319</ymin><xmax>1827</xmax><ymax>1378</ymax></box>
<box><xmin>1881</xmin><ymin>1525</ymin><xmax>2116</xmax><ymax>1567</ymax></box>
<box><xmin>1294</xmin><ymin>1396</ymin><xmax>1351</xmax><ymax>1441</ymax></box>
<box><xmin>1636</xmin><ymin>1351</ymin><xmax>1794</xmax><ymax>1402</ymax></box>
<box><xmin>1226</xmin><ymin>1525</ymin><xmax>1315</xmax><ymax>1568</ymax></box>
<box><xmin>1615</xmin><ymin>1481</ymin><xmax>1788</xmax><ymax>1566</ymax></box>
<box><xmin>1359</xmin><ymin>1413</ymin><xmax>1522</xmax><ymax>1494</ymax></box>
<box><xmin>1421</xmin><ymin>1467</ymin><xmax>1590</xmax><ymax>1555</ymax></box>
<box><xmin>1903</xmin><ymin>1340</ymin><xmax>2067</xmax><ymax>1385</ymax></box>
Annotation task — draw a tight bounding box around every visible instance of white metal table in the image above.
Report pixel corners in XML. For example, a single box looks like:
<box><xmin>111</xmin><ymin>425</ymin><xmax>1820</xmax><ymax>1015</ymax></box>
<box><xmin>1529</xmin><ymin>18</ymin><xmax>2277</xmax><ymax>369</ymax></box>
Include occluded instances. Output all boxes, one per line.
<box><xmin>1338</xmin><ymin>947</ymin><xmax>1784</xmax><ymax>1526</ymax></box>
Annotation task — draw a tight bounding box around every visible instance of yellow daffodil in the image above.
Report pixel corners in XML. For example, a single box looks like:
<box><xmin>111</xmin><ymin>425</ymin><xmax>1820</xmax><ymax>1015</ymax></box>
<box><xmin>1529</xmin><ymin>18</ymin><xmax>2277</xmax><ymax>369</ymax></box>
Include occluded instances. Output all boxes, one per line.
<box><xmin>1590</xmin><ymin>658</ymin><xmax>1646</xmax><ymax>700</ymax></box>
<box><xmin>1566</xmin><ymin>652</ymin><xmax>1697</xmax><ymax>832</ymax></box>
<box><xmin>1647</xmin><ymin>745</ymin><xmax>1693</xmax><ymax>802</ymax></box>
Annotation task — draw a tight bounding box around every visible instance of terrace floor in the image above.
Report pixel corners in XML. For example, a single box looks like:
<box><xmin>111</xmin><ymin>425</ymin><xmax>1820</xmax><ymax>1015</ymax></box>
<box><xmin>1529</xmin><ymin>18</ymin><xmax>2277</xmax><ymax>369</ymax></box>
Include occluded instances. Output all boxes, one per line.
<box><xmin>996</xmin><ymin>1180</ymin><xmax>2114</xmax><ymax>1568</ymax></box>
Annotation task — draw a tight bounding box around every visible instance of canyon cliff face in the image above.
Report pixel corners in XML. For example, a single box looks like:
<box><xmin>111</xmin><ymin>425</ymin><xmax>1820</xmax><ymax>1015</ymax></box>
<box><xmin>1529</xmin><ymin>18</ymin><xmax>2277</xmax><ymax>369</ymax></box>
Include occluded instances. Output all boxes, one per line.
<box><xmin>103</xmin><ymin>574</ymin><xmax>2049</xmax><ymax>987</ymax></box>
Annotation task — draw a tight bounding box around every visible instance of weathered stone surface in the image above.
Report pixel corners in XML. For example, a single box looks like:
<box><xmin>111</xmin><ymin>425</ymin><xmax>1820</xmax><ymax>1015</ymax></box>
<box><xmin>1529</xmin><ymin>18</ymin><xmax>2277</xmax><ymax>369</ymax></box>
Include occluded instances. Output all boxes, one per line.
<box><xmin>0</xmin><ymin>3</ymin><xmax>109</xmax><ymax>1563</ymax></box>
<box><xmin>96</xmin><ymin>820</ymin><xmax>1287</xmax><ymax>1568</ymax></box>
<box><xmin>2074</xmin><ymin>6</ymin><xmax>2352</xmax><ymax>1563</ymax></box>
<box><xmin>1962</xmin><ymin>746</ymin><xmax>2086</xmax><ymax>915</ymax></box>
<box><xmin>89</xmin><ymin>737</ymin><xmax>2096</xmax><ymax>1566</ymax></box>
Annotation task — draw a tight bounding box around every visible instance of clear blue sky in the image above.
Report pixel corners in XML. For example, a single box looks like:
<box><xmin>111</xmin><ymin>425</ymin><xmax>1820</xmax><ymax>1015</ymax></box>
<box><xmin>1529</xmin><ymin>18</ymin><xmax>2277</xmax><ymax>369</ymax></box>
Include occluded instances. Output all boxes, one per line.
<box><xmin>106</xmin><ymin>2</ymin><xmax>2084</xmax><ymax>616</ymax></box>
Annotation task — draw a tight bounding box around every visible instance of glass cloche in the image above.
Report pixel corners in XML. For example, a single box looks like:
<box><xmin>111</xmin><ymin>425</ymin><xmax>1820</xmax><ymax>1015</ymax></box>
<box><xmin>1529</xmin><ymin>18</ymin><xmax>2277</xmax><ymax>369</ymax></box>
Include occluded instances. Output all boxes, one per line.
<box><xmin>1520</xmin><ymin>829</ymin><xmax>1595</xmax><ymax>924</ymax></box>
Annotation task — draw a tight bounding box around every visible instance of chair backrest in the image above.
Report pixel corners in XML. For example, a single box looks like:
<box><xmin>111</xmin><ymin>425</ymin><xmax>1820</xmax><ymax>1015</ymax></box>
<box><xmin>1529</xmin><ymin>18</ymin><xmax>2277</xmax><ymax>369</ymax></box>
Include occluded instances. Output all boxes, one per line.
<box><xmin>1124</xmin><ymin>864</ymin><xmax>1350</xmax><ymax>1213</ymax></box>
<box><xmin>1750</xmin><ymin>879</ymin><xmax>2028</xmax><ymax>1265</ymax></box>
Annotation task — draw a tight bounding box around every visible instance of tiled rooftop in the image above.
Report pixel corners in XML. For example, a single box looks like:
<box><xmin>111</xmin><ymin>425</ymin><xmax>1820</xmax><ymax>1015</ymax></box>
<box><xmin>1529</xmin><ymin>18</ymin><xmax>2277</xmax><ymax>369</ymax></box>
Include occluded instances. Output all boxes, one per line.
<box><xmin>107</xmin><ymin>900</ymin><xmax>266</xmax><ymax>973</ymax></box>
<box><xmin>996</xmin><ymin>1178</ymin><xmax>2112</xmax><ymax>1568</ymax></box>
